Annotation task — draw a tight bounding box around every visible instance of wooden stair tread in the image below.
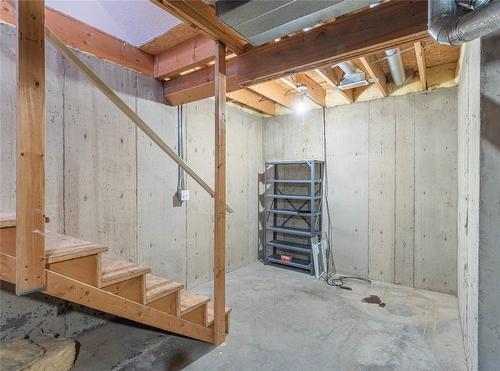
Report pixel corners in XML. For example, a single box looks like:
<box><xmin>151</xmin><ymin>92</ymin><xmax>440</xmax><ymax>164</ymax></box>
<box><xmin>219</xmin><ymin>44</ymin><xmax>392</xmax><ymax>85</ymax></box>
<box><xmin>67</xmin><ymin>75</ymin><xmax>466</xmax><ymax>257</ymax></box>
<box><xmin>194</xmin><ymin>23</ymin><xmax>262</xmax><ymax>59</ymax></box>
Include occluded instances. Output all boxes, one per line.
<box><xmin>207</xmin><ymin>302</ymin><xmax>231</xmax><ymax>326</ymax></box>
<box><xmin>0</xmin><ymin>211</ymin><xmax>16</xmax><ymax>228</ymax></box>
<box><xmin>45</xmin><ymin>232</ymin><xmax>107</xmax><ymax>264</ymax></box>
<box><xmin>180</xmin><ymin>290</ymin><xmax>209</xmax><ymax>316</ymax></box>
<box><xmin>100</xmin><ymin>255</ymin><xmax>150</xmax><ymax>287</ymax></box>
<box><xmin>145</xmin><ymin>274</ymin><xmax>183</xmax><ymax>304</ymax></box>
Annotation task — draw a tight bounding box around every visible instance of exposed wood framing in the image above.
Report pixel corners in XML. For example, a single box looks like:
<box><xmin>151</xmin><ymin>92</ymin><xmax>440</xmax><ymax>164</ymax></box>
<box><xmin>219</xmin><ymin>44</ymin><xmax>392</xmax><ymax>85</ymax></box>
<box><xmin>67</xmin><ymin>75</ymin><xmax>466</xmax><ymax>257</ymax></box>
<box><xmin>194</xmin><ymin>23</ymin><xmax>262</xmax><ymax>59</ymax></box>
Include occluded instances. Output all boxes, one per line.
<box><xmin>247</xmin><ymin>81</ymin><xmax>297</xmax><ymax>109</ymax></box>
<box><xmin>150</xmin><ymin>0</ymin><xmax>247</xmax><ymax>54</ymax></box>
<box><xmin>163</xmin><ymin>1</ymin><xmax>428</xmax><ymax>105</ymax></box>
<box><xmin>154</xmin><ymin>34</ymin><xmax>215</xmax><ymax>79</ymax></box>
<box><xmin>294</xmin><ymin>73</ymin><xmax>326</xmax><ymax>107</ymax></box>
<box><xmin>227</xmin><ymin>89</ymin><xmax>278</xmax><ymax>116</ymax></box>
<box><xmin>0</xmin><ymin>254</ymin><xmax>213</xmax><ymax>343</ymax></box>
<box><xmin>213</xmin><ymin>41</ymin><xmax>227</xmax><ymax>346</ymax></box>
<box><xmin>1</xmin><ymin>0</ymin><xmax>154</xmax><ymax>76</ymax></box>
<box><xmin>140</xmin><ymin>23</ymin><xmax>200</xmax><ymax>55</ymax></box>
<box><xmin>359</xmin><ymin>55</ymin><xmax>388</xmax><ymax>97</ymax></box>
<box><xmin>414</xmin><ymin>41</ymin><xmax>427</xmax><ymax>90</ymax></box>
<box><xmin>315</xmin><ymin>67</ymin><xmax>354</xmax><ymax>103</ymax></box>
<box><xmin>46</xmin><ymin>27</ymin><xmax>233</xmax><ymax>213</ymax></box>
<box><xmin>16</xmin><ymin>0</ymin><xmax>46</xmax><ymax>295</ymax></box>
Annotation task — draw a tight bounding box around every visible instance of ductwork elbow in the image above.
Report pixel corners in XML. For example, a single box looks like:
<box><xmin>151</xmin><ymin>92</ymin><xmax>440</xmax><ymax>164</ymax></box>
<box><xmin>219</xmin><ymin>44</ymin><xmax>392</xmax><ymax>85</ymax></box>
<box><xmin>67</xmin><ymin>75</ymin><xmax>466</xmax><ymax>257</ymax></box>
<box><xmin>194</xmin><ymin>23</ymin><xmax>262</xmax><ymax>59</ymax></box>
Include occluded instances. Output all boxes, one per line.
<box><xmin>429</xmin><ymin>0</ymin><xmax>500</xmax><ymax>45</ymax></box>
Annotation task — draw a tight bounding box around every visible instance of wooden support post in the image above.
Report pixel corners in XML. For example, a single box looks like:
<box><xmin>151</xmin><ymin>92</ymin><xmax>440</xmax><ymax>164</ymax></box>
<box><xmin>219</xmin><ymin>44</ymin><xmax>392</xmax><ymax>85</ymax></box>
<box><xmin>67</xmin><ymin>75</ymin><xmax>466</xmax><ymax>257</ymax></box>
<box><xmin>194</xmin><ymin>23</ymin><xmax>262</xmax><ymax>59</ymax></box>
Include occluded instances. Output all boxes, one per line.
<box><xmin>16</xmin><ymin>0</ymin><xmax>46</xmax><ymax>294</ymax></box>
<box><xmin>213</xmin><ymin>40</ymin><xmax>226</xmax><ymax>346</ymax></box>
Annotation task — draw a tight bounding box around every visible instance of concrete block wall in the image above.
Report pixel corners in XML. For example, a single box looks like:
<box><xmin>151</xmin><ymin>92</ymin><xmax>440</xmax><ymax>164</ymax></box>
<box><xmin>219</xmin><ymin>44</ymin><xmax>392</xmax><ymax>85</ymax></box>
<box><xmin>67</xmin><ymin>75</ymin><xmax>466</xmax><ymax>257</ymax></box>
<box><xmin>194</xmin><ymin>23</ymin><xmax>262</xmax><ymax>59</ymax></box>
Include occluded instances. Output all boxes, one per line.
<box><xmin>263</xmin><ymin>88</ymin><xmax>458</xmax><ymax>294</ymax></box>
<box><xmin>0</xmin><ymin>23</ymin><xmax>262</xmax><ymax>339</ymax></box>
<box><xmin>457</xmin><ymin>31</ymin><xmax>500</xmax><ymax>371</ymax></box>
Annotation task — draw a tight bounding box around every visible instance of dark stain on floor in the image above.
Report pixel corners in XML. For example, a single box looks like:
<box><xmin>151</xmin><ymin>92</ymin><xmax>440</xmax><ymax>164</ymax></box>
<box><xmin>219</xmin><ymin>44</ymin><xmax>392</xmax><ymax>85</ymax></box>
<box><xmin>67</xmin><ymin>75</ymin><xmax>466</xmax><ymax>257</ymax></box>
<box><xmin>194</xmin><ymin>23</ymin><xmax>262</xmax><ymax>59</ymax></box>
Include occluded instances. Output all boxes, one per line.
<box><xmin>362</xmin><ymin>295</ymin><xmax>386</xmax><ymax>308</ymax></box>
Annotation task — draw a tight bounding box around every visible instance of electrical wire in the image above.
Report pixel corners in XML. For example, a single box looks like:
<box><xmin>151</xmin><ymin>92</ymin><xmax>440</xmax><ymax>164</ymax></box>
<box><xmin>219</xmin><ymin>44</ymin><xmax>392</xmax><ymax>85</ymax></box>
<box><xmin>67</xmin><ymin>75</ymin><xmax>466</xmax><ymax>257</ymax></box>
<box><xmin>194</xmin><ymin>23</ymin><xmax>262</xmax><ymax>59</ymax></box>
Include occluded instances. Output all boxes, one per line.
<box><xmin>320</xmin><ymin>106</ymin><xmax>371</xmax><ymax>290</ymax></box>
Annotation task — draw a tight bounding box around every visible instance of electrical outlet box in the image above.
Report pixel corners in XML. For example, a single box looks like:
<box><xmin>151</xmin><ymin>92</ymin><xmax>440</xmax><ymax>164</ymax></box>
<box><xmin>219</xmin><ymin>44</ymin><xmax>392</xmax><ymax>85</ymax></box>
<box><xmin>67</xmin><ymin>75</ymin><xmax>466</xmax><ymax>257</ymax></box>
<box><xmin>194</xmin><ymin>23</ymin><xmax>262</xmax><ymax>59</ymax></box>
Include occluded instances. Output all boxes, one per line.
<box><xmin>177</xmin><ymin>189</ymin><xmax>189</xmax><ymax>202</ymax></box>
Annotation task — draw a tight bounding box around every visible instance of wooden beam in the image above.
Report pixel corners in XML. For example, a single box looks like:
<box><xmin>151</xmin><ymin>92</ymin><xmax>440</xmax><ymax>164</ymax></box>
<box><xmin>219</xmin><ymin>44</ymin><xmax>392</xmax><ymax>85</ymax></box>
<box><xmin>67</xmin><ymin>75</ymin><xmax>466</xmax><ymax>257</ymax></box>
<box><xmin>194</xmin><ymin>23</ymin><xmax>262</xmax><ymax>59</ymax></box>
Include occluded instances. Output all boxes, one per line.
<box><xmin>359</xmin><ymin>55</ymin><xmax>388</xmax><ymax>97</ymax></box>
<box><xmin>151</xmin><ymin>0</ymin><xmax>247</xmax><ymax>54</ymax></box>
<box><xmin>227</xmin><ymin>89</ymin><xmax>278</xmax><ymax>116</ymax></box>
<box><xmin>213</xmin><ymin>41</ymin><xmax>226</xmax><ymax>346</ymax></box>
<box><xmin>140</xmin><ymin>23</ymin><xmax>200</xmax><ymax>55</ymax></box>
<box><xmin>16</xmin><ymin>0</ymin><xmax>46</xmax><ymax>295</ymax></box>
<box><xmin>315</xmin><ymin>67</ymin><xmax>354</xmax><ymax>103</ymax></box>
<box><xmin>247</xmin><ymin>81</ymin><xmax>297</xmax><ymax>109</ymax></box>
<box><xmin>293</xmin><ymin>73</ymin><xmax>326</xmax><ymax>107</ymax></box>
<box><xmin>164</xmin><ymin>1</ymin><xmax>428</xmax><ymax>105</ymax></box>
<box><xmin>414</xmin><ymin>41</ymin><xmax>427</xmax><ymax>91</ymax></box>
<box><xmin>1</xmin><ymin>0</ymin><xmax>154</xmax><ymax>76</ymax></box>
<box><xmin>154</xmin><ymin>34</ymin><xmax>215</xmax><ymax>79</ymax></box>
<box><xmin>46</xmin><ymin>27</ymin><xmax>233</xmax><ymax>214</ymax></box>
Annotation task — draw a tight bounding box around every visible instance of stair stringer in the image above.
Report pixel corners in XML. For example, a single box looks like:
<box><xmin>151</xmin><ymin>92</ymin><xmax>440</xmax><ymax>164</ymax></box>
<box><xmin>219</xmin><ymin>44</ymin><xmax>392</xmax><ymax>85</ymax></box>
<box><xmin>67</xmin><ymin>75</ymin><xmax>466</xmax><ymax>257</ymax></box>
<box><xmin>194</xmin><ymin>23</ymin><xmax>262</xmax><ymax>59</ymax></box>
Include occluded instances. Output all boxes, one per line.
<box><xmin>0</xmin><ymin>252</ymin><xmax>213</xmax><ymax>343</ymax></box>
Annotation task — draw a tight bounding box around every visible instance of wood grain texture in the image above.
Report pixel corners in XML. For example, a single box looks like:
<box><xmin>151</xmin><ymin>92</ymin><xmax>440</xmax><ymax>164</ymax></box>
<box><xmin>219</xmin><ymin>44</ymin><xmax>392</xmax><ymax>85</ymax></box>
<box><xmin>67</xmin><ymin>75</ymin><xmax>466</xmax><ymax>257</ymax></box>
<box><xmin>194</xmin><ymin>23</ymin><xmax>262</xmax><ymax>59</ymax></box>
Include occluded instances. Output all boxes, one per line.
<box><xmin>359</xmin><ymin>55</ymin><xmax>388</xmax><ymax>97</ymax></box>
<box><xmin>213</xmin><ymin>41</ymin><xmax>227</xmax><ymax>346</ymax></box>
<box><xmin>164</xmin><ymin>1</ymin><xmax>428</xmax><ymax>105</ymax></box>
<box><xmin>227</xmin><ymin>89</ymin><xmax>278</xmax><ymax>116</ymax></box>
<box><xmin>139</xmin><ymin>23</ymin><xmax>200</xmax><ymax>55</ymax></box>
<box><xmin>151</xmin><ymin>0</ymin><xmax>247</xmax><ymax>54</ymax></box>
<box><xmin>247</xmin><ymin>81</ymin><xmax>298</xmax><ymax>109</ymax></box>
<box><xmin>154</xmin><ymin>34</ymin><xmax>215</xmax><ymax>79</ymax></box>
<box><xmin>293</xmin><ymin>73</ymin><xmax>326</xmax><ymax>107</ymax></box>
<box><xmin>314</xmin><ymin>67</ymin><xmax>354</xmax><ymax>103</ymax></box>
<box><xmin>414</xmin><ymin>42</ymin><xmax>427</xmax><ymax>91</ymax></box>
<box><xmin>16</xmin><ymin>0</ymin><xmax>46</xmax><ymax>294</ymax></box>
<box><xmin>1</xmin><ymin>1</ymin><xmax>154</xmax><ymax>76</ymax></box>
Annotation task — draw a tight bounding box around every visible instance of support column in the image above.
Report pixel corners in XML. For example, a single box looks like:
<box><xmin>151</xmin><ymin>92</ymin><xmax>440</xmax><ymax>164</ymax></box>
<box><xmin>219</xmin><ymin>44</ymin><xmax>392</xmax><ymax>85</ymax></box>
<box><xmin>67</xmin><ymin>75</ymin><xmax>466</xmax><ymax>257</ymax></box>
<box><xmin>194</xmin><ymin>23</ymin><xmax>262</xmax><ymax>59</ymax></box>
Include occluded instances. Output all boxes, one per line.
<box><xmin>16</xmin><ymin>0</ymin><xmax>46</xmax><ymax>294</ymax></box>
<box><xmin>213</xmin><ymin>41</ymin><xmax>226</xmax><ymax>345</ymax></box>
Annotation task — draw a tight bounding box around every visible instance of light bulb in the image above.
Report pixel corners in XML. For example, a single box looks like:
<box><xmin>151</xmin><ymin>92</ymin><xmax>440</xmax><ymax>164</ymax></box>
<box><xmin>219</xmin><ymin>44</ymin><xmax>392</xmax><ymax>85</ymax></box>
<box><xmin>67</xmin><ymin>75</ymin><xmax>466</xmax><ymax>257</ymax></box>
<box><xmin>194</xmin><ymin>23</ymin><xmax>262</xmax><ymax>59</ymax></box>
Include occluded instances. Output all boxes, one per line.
<box><xmin>296</xmin><ymin>100</ymin><xmax>305</xmax><ymax>113</ymax></box>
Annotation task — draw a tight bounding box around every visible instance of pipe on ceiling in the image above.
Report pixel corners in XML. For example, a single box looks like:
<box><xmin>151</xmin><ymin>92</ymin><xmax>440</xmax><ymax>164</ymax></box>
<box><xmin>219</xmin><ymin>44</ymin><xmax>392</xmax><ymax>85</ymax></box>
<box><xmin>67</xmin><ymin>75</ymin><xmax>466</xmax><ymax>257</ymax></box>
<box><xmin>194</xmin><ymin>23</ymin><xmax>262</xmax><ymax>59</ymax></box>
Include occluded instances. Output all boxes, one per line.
<box><xmin>428</xmin><ymin>0</ymin><xmax>500</xmax><ymax>45</ymax></box>
<box><xmin>384</xmin><ymin>49</ymin><xmax>406</xmax><ymax>86</ymax></box>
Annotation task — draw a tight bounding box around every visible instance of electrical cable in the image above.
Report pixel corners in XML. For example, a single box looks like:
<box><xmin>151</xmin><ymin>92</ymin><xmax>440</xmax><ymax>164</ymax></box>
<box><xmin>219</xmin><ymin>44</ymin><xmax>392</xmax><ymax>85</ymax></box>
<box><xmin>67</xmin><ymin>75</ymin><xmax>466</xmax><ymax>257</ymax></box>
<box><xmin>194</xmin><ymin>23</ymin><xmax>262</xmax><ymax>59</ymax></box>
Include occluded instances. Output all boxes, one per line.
<box><xmin>320</xmin><ymin>106</ymin><xmax>371</xmax><ymax>290</ymax></box>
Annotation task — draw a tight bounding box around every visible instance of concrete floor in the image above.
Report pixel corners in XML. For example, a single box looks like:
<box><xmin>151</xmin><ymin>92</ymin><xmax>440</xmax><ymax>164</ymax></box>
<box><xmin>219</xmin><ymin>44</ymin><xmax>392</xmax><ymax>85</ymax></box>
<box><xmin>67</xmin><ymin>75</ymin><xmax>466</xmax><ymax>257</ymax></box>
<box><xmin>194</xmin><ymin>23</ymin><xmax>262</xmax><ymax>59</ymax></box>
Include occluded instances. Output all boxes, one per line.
<box><xmin>73</xmin><ymin>262</ymin><xmax>467</xmax><ymax>371</ymax></box>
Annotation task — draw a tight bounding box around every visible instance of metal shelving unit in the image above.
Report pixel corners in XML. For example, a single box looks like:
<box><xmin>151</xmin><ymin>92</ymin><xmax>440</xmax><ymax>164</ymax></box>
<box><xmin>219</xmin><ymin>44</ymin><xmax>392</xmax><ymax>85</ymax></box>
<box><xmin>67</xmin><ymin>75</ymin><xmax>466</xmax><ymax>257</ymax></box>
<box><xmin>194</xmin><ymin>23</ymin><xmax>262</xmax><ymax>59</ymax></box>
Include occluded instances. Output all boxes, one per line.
<box><xmin>263</xmin><ymin>160</ymin><xmax>323</xmax><ymax>274</ymax></box>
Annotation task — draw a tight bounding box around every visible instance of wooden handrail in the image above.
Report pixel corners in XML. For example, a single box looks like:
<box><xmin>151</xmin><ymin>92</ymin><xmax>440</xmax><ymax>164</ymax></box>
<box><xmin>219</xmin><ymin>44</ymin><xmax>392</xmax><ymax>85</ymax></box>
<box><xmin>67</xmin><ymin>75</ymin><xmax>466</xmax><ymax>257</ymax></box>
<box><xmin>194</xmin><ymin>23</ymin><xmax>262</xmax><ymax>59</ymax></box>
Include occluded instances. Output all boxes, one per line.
<box><xmin>45</xmin><ymin>26</ymin><xmax>234</xmax><ymax>213</ymax></box>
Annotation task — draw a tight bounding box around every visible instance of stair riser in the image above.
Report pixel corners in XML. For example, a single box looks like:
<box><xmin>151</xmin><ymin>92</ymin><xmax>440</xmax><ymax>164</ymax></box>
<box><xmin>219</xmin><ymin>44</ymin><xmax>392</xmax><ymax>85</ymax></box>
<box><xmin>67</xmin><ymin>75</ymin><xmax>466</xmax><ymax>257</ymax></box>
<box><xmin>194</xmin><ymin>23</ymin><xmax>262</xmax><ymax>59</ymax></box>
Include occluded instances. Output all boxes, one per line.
<box><xmin>148</xmin><ymin>291</ymin><xmax>180</xmax><ymax>316</ymax></box>
<box><xmin>103</xmin><ymin>276</ymin><xmax>145</xmax><ymax>303</ymax></box>
<box><xmin>0</xmin><ymin>228</ymin><xmax>16</xmax><ymax>256</ymax></box>
<box><xmin>209</xmin><ymin>314</ymin><xmax>230</xmax><ymax>334</ymax></box>
<box><xmin>181</xmin><ymin>304</ymin><xmax>208</xmax><ymax>327</ymax></box>
<box><xmin>48</xmin><ymin>254</ymin><xmax>100</xmax><ymax>286</ymax></box>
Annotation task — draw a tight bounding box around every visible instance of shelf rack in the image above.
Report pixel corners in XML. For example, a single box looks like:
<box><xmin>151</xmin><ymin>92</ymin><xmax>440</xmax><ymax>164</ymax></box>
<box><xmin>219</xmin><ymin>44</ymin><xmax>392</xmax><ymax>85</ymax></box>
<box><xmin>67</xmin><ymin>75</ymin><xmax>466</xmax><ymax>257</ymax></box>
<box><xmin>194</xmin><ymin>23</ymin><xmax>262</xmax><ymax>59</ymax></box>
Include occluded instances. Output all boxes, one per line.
<box><xmin>263</xmin><ymin>160</ymin><xmax>323</xmax><ymax>274</ymax></box>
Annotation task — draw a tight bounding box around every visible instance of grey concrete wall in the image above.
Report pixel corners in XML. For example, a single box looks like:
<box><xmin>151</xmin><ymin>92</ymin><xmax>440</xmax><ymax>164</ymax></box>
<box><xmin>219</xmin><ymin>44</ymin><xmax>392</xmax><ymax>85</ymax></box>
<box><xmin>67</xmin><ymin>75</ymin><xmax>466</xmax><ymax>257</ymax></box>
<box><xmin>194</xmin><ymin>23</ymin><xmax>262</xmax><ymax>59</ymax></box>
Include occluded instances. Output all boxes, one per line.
<box><xmin>263</xmin><ymin>88</ymin><xmax>458</xmax><ymax>294</ymax></box>
<box><xmin>477</xmin><ymin>30</ymin><xmax>500</xmax><ymax>371</ymax></box>
<box><xmin>457</xmin><ymin>31</ymin><xmax>500</xmax><ymax>371</ymax></box>
<box><xmin>0</xmin><ymin>23</ymin><xmax>262</xmax><ymax>339</ymax></box>
<box><xmin>457</xmin><ymin>39</ymin><xmax>481</xmax><ymax>371</ymax></box>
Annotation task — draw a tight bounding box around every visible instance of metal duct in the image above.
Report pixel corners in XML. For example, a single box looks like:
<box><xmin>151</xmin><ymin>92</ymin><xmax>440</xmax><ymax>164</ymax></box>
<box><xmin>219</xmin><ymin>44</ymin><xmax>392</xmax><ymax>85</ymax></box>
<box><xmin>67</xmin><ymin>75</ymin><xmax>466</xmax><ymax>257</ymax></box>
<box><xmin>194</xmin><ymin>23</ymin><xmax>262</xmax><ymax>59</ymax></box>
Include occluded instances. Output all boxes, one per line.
<box><xmin>384</xmin><ymin>49</ymin><xmax>406</xmax><ymax>86</ymax></box>
<box><xmin>336</xmin><ymin>61</ymin><xmax>368</xmax><ymax>90</ymax></box>
<box><xmin>429</xmin><ymin>0</ymin><xmax>500</xmax><ymax>45</ymax></box>
<box><xmin>215</xmin><ymin>0</ymin><xmax>377</xmax><ymax>46</ymax></box>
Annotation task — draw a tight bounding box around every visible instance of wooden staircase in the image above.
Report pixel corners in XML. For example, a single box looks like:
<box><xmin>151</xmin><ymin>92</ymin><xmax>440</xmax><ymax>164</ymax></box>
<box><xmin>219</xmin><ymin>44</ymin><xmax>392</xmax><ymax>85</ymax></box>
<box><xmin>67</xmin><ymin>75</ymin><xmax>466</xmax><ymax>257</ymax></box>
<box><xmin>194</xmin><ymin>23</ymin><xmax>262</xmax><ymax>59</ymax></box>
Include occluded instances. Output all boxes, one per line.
<box><xmin>0</xmin><ymin>212</ymin><xmax>230</xmax><ymax>344</ymax></box>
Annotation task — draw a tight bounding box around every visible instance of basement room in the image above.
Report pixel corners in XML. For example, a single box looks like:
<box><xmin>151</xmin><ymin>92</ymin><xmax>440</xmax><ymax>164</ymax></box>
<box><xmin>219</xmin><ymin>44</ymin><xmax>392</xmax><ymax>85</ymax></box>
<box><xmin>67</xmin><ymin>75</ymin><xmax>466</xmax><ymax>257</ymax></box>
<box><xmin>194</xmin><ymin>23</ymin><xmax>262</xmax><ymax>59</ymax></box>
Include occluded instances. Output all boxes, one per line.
<box><xmin>0</xmin><ymin>0</ymin><xmax>499</xmax><ymax>370</ymax></box>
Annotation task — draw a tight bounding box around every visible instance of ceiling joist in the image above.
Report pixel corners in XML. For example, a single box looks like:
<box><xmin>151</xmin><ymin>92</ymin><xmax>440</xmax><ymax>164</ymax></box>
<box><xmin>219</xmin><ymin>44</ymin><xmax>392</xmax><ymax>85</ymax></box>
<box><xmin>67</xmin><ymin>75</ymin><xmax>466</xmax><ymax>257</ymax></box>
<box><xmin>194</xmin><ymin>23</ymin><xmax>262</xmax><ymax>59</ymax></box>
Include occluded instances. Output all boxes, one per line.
<box><xmin>227</xmin><ymin>89</ymin><xmax>278</xmax><ymax>116</ymax></box>
<box><xmin>414</xmin><ymin>41</ymin><xmax>427</xmax><ymax>91</ymax></box>
<box><xmin>150</xmin><ymin>0</ymin><xmax>248</xmax><ymax>54</ymax></box>
<box><xmin>163</xmin><ymin>1</ymin><xmax>428</xmax><ymax>106</ymax></box>
<box><xmin>314</xmin><ymin>67</ymin><xmax>354</xmax><ymax>103</ymax></box>
<box><xmin>359</xmin><ymin>55</ymin><xmax>388</xmax><ymax>97</ymax></box>
<box><xmin>293</xmin><ymin>73</ymin><xmax>327</xmax><ymax>107</ymax></box>
<box><xmin>154</xmin><ymin>34</ymin><xmax>215</xmax><ymax>79</ymax></box>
